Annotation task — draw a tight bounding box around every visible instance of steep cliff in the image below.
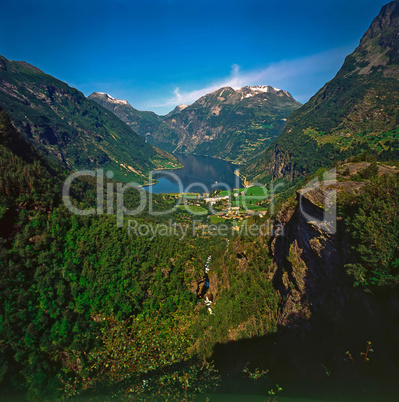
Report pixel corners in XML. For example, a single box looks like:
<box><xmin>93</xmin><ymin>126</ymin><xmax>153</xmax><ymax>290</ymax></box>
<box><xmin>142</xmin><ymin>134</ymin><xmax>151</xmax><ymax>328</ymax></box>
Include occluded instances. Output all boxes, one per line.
<box><xmin>212</xmin><ymin>164</ymin><xmax>399</xmax><ymax>396</ymax></box>
<box><xmin>271</xmin><ymin>179</ymin><xmax>365</xmax><ymax>327</ymax></box>
<box><xmin>265</xmin><ymin>164</ymin><xmax>399</xmax><ymax>381</ymax></box>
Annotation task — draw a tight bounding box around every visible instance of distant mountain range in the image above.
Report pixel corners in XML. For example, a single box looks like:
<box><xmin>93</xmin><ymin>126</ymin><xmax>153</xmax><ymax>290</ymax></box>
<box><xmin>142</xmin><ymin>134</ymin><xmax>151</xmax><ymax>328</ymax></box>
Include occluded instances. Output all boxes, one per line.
<box><xmin>89</xmin><ymin>85</ymin><xmax>301</xmax><ymax>163</ymax></box>
<box><xmin>0</xmin><ymin>56</ymin><xmax>180</xmax><ymax>183</ymax></box>
<box><xmin>244</xmin><ymin>0</ymin><xmax>399</xmax><ymax>182</ymax></box>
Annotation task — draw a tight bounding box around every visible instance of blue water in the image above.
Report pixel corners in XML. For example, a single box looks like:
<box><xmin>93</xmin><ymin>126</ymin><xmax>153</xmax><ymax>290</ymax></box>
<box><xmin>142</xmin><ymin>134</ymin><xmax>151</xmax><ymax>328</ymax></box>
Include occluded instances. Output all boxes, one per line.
<box><xmin>144</xmin><ymin>153</ymin><xmax>242</xmax><ymax>194</ymax></box>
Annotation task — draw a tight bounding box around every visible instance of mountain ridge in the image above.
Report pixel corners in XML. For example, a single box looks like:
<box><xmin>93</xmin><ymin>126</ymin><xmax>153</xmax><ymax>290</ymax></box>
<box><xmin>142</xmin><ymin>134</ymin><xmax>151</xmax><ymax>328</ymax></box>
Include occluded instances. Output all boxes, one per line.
<box><xmin>88</xmin><ymin>91</ymin><xmax>179</xmax><ymax>150</ymax></box>
<box><xmin>244</xmin><ymin>0</ymin><xmax>399</xmax><ymax>182</ymax></box>
<box><xmin>0</xmin><ymin>56</ymin><xmax>180</xmax><ymax>183</ymax></box>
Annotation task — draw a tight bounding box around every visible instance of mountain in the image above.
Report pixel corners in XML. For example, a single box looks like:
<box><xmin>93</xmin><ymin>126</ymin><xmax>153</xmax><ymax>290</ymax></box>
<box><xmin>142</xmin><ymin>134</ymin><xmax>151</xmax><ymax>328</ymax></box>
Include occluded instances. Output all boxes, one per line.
<box><xmin>88</xmin><ymin>92</ymin><xmax>164</xmax><ymax>139</ymax></box>
<box><xmin>0</xmin><ymin>104</ymin><xmax>67</xmax><ymax>192</ymax></box>
<box><xmin>244</xmin><ymin>0</ymin><xmax>399</xmax><ymax>182</ymax></box>
<box><xmin>0</xmin><ymin>56</ymin><xmax>180</xmax><ymax>183</ymax></box>
<box><xmin>88</xmin><ymin>91</ymin><xmax>180</xmax><ymax>151</ymax></box>
<box><xmin>90</xmin><ymin>86</ymin><xmax>301</xmax><ymax>164</ymax></box>
<box><xmin>162</xmin><ymin>85</ymin><xmax>301</xmax><ymax>163</ymax></box>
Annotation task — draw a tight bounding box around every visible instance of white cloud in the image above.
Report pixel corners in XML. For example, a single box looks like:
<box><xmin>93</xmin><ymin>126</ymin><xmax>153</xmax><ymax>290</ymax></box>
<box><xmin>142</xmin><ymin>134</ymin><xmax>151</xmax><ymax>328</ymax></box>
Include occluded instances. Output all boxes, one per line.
<box><xmin>173</xmin><ymin>87</ymin><xmax>182</xmax><ymax>103</ymax></box>
<box><xmin>149</xmin><ymin>44</ymin><xmax>354</xmax><ymax>113</ymax></box>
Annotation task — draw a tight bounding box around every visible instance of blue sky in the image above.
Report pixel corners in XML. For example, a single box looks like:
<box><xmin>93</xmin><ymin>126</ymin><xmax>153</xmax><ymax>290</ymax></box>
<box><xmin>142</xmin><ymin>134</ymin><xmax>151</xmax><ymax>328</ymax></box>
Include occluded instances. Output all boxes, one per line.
<box><xmin>0</xmin><ymin>0</ymin><xmax>390</xmax><ymax>114</ymax></box>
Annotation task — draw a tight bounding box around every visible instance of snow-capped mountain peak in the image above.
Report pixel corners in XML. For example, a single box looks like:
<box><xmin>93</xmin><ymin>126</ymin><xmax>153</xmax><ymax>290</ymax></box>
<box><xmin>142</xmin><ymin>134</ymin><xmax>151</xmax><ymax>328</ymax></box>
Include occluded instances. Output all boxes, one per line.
<box><xmin>92</xmin><ymin>92</ymin><xmax>129</xmax><ymax>106</ymax></box>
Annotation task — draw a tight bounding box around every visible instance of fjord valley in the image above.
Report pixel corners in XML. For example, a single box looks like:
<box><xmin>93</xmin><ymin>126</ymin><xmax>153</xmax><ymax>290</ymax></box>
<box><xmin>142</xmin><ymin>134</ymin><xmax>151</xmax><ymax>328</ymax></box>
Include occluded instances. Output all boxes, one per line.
<box><xmin>1</xmin><ymin>0</ymin><xmax>399</xmax><ymax>400</ymax></box>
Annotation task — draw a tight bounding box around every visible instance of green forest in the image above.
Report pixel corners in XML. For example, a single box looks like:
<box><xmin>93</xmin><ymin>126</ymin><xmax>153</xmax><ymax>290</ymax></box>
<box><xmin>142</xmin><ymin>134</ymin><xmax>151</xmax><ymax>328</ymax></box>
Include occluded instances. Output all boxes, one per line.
<box><xmin>0</xmin><ymin>106</ymin><xmax>282</xmax><ymax>400</ymax></box>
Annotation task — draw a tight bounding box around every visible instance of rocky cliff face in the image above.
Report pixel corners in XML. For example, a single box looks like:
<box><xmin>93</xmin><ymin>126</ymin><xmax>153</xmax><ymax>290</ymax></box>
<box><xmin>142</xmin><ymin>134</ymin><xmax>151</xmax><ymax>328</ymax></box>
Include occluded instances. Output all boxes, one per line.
<box><xmin>273</xmin><ymin>162</ymin><xmax>399</xmax><ymax>318</ymax></box>
<box><xmin>210</xmin><ymin>172</ymin><xmax>399</xmax><ymax>395</ymax></box>
<box><xmin>213</xmin><ymin>165</ymin><xmax>399</xmax><ymax>388</ymax></box>
<box><xmin>244</xmin><ymin>0</ymin><xmax>399</xmax><ymax>183</ymax></box>
<box><xmin>246</xmin><ymin>144</ymin><xmax>301</xmax><ymax>182</ymax></box>
<box><xmin>271</xmin><ymin>179</ymin><xmax>365</xmax><ymax>327</ymax></box>
<box><xmin>264</xmin><ymin>166</ymin><xmax>399</xmax><ymax>379</ymax></box>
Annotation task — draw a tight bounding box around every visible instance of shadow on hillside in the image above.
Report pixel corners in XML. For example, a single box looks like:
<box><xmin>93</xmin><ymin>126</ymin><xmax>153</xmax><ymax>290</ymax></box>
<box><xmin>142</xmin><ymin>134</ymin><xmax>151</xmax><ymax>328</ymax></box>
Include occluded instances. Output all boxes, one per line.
<box><xmin>211</xmin><ymin>199</ymin><xmax>399</xmax><ymax>400</ymax></box>
<box><xmin>211</xmin><ymin>288</ymin><xmax>399</xmax><ymax>399</ymax></box>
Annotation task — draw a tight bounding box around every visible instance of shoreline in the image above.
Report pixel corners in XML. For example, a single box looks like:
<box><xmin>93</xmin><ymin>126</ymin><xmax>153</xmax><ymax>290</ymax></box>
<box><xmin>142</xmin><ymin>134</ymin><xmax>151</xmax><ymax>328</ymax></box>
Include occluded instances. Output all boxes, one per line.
<box><xmin>139</xmin><ymin>161</ymin><xmax>185</xmax><ymax>188</ymax></box>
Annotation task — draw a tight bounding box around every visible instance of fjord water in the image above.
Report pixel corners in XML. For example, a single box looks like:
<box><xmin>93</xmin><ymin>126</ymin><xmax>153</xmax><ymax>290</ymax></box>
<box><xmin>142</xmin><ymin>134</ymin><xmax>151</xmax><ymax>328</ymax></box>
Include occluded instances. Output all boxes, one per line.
<box><xmin>144</xmin><ymin>153</ymin><xmax>242</xmax><ymax>194</ymax></box>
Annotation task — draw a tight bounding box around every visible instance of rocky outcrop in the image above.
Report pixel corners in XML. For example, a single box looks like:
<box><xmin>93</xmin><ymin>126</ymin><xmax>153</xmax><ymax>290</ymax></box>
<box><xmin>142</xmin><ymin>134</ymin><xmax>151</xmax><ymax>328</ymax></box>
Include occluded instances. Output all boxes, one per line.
<box><xmin>209</xmin><ymin>163</ymin><xmax>399</xmax><ymax>394</ymax></box>
<box><xmin>270</xmin><ymin>179</ymin><xmax>372</xmax><ymax>325</ymax></box>
<box><xmin>212</xmin><ymin>173</ymin><xmax>399</xmax><ymax>384</ymax></box>
<box><xmin>267</xmin><ymin>173</ymin><xmax>395</xmax><ymax>347</ymax></box>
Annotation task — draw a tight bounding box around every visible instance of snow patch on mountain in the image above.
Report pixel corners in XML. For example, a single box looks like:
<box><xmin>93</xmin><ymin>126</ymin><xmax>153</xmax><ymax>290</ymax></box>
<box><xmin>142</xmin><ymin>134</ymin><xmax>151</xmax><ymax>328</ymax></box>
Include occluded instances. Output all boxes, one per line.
<box><xmin>233</xmin><ymin>85</ymin><xmax>290</xmax><ymax>99</ymax></box>
<box><xmin>93</xmin><ymin>92</ymin><xmax>129</xmax><ymax>105</ymax></box>
<box><xmin>253</xmin><ymin>85</ymin><xmax>280</xmax><ymax>92</ymax></box>
<box><xmin>241</xmin><ymin>85</ymin><xmax>281</xmax><ymax>93</ymax></box>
